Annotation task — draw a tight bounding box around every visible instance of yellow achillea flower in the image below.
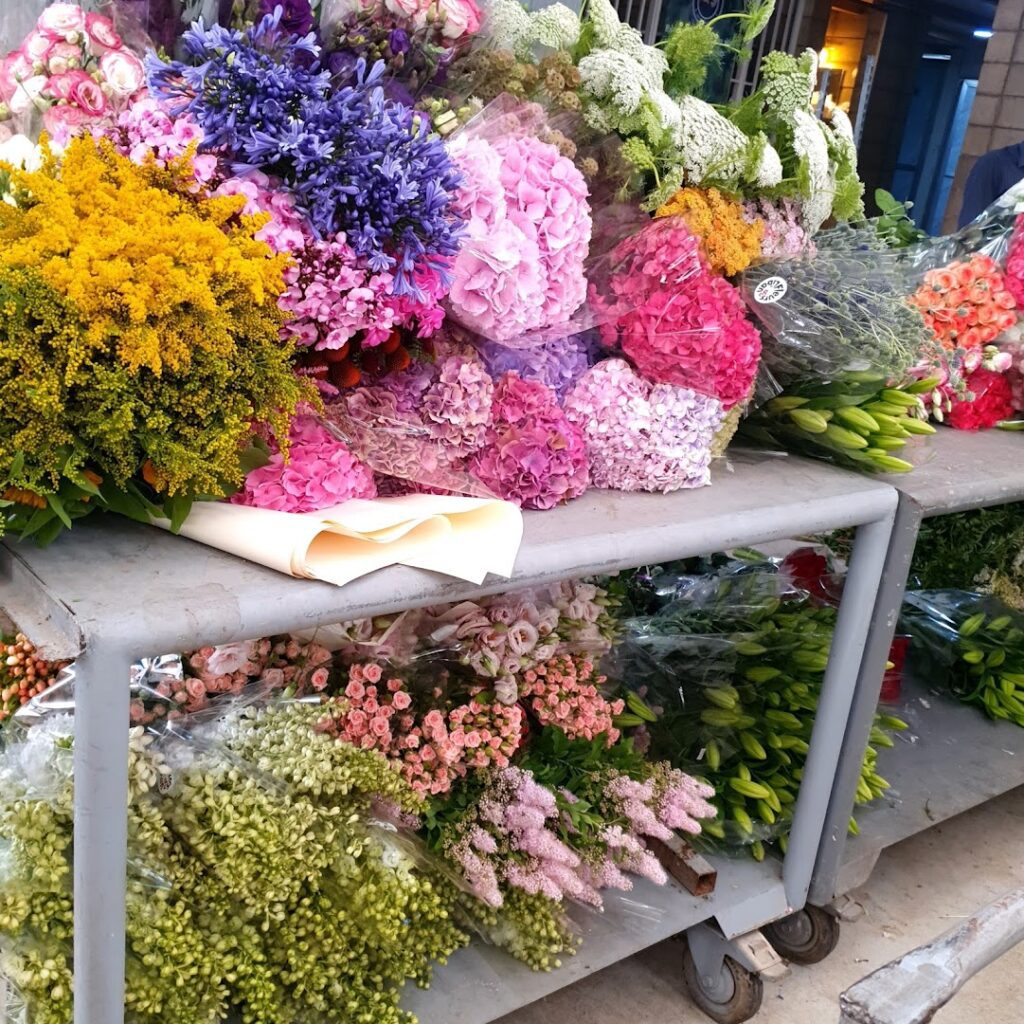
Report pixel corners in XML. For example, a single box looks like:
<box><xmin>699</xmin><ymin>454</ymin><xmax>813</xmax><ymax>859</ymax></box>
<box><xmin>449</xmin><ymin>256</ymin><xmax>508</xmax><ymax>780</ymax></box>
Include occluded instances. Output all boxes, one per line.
<box><xmin>0</xmin><ymin>136</ymin><xmax>289</xmax><ymax>377</ymax></box>
<box><xmin>655</xmin><ymin>187</ymin><xmax>764</xmax><ymax>278</ymax></box>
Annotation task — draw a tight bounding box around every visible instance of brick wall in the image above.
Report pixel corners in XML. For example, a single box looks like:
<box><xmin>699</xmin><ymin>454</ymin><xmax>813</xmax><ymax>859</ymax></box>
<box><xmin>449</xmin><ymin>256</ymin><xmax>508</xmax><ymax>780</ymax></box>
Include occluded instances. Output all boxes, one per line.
<box><xmin>944</xmin><ymin>0</ymin><xmax>1024</xmax><ymax>230</ymax></box>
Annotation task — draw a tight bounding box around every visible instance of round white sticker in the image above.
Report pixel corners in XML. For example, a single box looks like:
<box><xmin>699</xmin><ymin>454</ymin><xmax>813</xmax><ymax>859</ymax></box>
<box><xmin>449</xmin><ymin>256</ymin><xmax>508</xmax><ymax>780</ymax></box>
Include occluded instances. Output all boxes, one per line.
<box><xmin>754</xmin><ymin>276</ymin><xmax>788</xmax><ymax>304</ymax></box>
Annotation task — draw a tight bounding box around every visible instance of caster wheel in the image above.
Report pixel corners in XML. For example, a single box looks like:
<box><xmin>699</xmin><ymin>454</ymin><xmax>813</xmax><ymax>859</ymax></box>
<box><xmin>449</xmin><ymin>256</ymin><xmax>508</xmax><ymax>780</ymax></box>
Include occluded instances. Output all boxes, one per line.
<box><xmin>682</xmin><ymin>945</ymin><xmax>763</xmax><ymax>1024</ymax></box>
<box><xmin>763</xmin><ymin>905</ymin><xmax>840</xmax><ymax>965</ymax></box>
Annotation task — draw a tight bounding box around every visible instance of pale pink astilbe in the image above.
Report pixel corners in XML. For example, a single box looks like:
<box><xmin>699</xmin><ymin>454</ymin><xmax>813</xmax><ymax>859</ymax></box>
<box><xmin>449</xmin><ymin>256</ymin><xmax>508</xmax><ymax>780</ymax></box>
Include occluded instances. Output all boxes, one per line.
<box><xmin>654</xmin><ymin>765</ymin><xmax>717</xmax><ymax>835</ymax></box>
<box><xmin>444</xmin><ymin>765</ymin><xmax>602</xmax><ymax>907</ymax></box>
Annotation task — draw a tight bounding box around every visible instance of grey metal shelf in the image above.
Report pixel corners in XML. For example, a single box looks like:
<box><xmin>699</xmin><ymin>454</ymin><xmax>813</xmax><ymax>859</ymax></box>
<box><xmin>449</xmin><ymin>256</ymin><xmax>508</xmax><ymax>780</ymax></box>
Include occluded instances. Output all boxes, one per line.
<box><xmin>811</xmin><ymin>429</ymin><xmax>1024</xmax><ymax>907</ymax></box>
<box><xmin>405</xmin><ymin>856</ymin><xmax>784</xmax><ymax>1024</ymax></box>
<box><xmin>0</xmin><ymin>452</ymin><xmax>898</xmax><ymax>1024</ymax></box>
<box><xmin>828</xmin><ymin>668</ymin><xmax>1024</xmax><ymax>901</ymax></box>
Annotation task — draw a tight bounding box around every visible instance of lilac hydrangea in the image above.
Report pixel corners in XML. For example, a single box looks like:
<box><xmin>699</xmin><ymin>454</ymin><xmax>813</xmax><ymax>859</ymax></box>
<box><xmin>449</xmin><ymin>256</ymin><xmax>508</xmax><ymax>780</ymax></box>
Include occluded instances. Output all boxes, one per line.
<box><xmin>478</xmin><ymin>334</ymin><xmax>595</xmax><ymax>400</ymax></box>
<box><xmin>564</xmin><ymin>359</ymin><xmax>724</xmax><ymax>493</ymax></box>
<box><xmin>146</xmin><ymin>10</ymin><xmax>465</xmax><ymax>296</ymax></box>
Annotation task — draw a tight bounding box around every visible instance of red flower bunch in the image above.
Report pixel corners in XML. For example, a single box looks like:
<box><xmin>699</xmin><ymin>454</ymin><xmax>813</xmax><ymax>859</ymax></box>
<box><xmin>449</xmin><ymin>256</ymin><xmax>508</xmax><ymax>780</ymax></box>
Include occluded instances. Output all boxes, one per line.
<box><xmin>594</xmin><ymin>218</ymin><xmax>761</xmax><ymax>410</ymax></box>
<box><xmin>522</xmin><ymin>653</ymin><xmax>624</xmax><ymax>745</ymax></box>
<box><xmin>947</xmin><ymin>367</ymin><xmax>1015</xmax><ymax>430</ymax></box>
<box><xmin>910</xmin><ymin>253</ymin><xmax>1017</xmax><ymax>351</ymax></box>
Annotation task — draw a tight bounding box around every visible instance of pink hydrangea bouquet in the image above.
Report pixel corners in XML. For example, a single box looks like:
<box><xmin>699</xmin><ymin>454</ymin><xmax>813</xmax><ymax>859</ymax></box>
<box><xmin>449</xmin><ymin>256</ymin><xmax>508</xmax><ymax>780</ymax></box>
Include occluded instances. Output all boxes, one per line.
<box><xmin>447</xmin><ymin>123</ymin><xmax>592</xmax><ymax>343</ymax></box>
<box><xmin>595</xmin><ymin>217</ymin><xmax>762</xmax><ymax>410</ymax></box>
<box><xmin>565</xmin><ymin>359</ymin><xmax>725</xmax><ymax>492</ymax></box>
<box><xmin>0</xmin><ymin>4</ymin><xmax>147</xmax><ymax>143</ymax></box>
<box><xmin>231</xmin><ymin>414</ymin><xmax>377</xmax><ymax>513</ymax></box>
<box><xmin>470</xmin><ymin>372</ymin><xmax>590</xmax><ymax>510</ymax></box>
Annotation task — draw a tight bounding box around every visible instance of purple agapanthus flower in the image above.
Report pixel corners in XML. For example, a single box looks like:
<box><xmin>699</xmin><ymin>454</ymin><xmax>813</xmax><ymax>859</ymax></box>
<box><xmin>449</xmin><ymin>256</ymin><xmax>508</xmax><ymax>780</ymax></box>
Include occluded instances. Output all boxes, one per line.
<box><xmin>257</xmin><ymin>0</ymin><xmax>315</xmax><ymax>37</ymax></box>
<box><xmin>146</xmin><ymin>10</ymin><xmax>465</xmax><ymax>297</ymax></box>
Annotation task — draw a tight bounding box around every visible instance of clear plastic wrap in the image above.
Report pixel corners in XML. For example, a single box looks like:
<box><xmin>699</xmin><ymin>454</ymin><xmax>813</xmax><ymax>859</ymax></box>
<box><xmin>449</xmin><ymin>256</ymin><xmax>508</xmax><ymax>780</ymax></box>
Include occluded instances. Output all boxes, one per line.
<box><xmin>741</xmin><ymin>240</ymin><xmax>935</xmax><ymax>392</ymax></box>
<box><xmin>901</xmin><ymin>590</ymin><xmax>1024</xmax><ymax>727</ymax></box>
<box><xmin>606</xmin><ymin>556</ymin><xmax>901</xmax><ymax>856</ymax></box>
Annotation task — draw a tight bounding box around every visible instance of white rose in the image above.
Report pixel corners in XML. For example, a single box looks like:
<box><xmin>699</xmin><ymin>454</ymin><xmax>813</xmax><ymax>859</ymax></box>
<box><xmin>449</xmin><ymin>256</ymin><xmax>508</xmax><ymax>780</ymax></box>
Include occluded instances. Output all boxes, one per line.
<box><xmin>7</xmin><ymin>75</ymin><xmax>47</xmax><ymax>115</ymax></box>
<box><xmin>436</xmin><ymin>0</ymin><xmax>481</xmax><ymax>40</ymax></box>
<box><xmin>37</xmin><ymin>3</ymin><xmax>86</xmax><ymax>37</ymax></box>
<box><xmin>98</xmin><ymin>50</ymin><xmax>145</xmax><ymax>98</ymax></box>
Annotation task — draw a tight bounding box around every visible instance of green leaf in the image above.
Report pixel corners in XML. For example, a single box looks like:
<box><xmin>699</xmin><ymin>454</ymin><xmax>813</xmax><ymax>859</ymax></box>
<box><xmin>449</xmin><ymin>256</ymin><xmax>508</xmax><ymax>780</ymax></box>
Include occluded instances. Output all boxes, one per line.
<box><xmin>9</xmin><ymin>451</ymin><xmax>24</xmax><ymax>478</ymax></box>
<box><xmin>34</xmin><ymin>516</ymin><xmax>66</xmax><ymax>547</ymax></box>
<box><xmin>99</xmin><ymin>481</ymin><xmax>156</xmax><ymax>524</ymax></box>
<box><xmin>166</xmin><ymin>494</ymin><xmax>194</xmax><ymax>534</ymax></box>
<box><xmin>17</xmin><ymin>505</ymin><xmax>57</xmax><ymax>541</ymax></box>
<box><xmin>239</xmin><ymin>437</ymin><xmax>272</xmax><ymax>475</ymax></box>
<box><xmin>46</xmin><ymin>492</ymin><xmax>73</xmax><ymax>530</ymax></box>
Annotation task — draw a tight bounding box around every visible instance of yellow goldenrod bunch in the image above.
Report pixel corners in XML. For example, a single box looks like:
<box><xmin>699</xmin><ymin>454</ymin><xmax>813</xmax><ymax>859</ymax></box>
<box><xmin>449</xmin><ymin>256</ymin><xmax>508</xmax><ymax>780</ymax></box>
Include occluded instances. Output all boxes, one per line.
<box><xmin>0</xmin><ymin>136</ymin><xmax>289</xmax><ymax>376</ymax></box>
<box><xmin>0</xmin><ymin>138</ymin><xmax>309</xmax><ymax>543</ymax></box>
<box><xmin>655</xmin><ymin>187</ymin><xmax>764</xmax><ymax>278</ymax></box>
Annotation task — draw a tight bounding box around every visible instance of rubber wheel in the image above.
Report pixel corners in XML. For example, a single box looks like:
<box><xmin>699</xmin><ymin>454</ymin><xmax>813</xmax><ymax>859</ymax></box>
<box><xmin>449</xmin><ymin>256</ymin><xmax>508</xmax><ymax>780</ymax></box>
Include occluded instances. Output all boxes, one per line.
<box><xmin>682</xmin><ymin>946</ymin><xmax>764</xmax><ymax>1024</ymax></box>
<box><xmin>763</xmin><ymin>905</ymin><xmax>840</xmax><ymax>965</ymax></box>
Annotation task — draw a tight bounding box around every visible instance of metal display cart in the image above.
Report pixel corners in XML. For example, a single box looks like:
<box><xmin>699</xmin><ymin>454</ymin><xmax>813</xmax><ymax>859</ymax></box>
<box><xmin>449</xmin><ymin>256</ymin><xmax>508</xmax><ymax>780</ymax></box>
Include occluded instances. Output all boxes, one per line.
<box><xmin>808</xmin><ymin>430</ymin><xmax>1024</xmax><ymax>937</ymax></box>
<box><xmin>0</xmin><ymin>454</ymin><xmax>898</xmax><ymax>1024</ymax></box>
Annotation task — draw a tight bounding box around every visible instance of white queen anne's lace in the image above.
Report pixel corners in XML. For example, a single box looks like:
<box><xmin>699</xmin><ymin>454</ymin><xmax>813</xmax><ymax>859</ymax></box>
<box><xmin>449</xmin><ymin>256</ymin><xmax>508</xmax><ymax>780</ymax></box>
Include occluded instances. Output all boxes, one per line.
<box><xmin>672</xmin><ymin>95</ymin><xmax>748</xmax><ymax>184</ymax></box>
<box><xmin>792</xmin><ymin>108</ymin><xmax>835</xmax><ymax>233</ymax></box>
<box><xmin>528</xmin><ymin>3</ymin><xmax>580</xmax><ymax>50</ymax></box>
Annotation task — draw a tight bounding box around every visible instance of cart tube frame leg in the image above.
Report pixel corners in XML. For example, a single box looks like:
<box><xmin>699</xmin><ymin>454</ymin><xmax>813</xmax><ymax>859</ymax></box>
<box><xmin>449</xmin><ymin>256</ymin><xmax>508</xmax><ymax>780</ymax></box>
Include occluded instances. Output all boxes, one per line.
<box><xmin>72</xmin><ymin>643</ymin><xmax>133</xmax><ymax>1024</ymax></box>
<box><xmin>809</xmin><ymin>497</ymin><xmax>923</xmax><ymax>907</ymax></box>
<box><xmin>839</xmin><ymin>887</ymin><xmax>1024</xmax><ymax>1024</ymax></box>
<box><xmin>781</xmin><ymin>510</ymin><xmax>896</xmax><ymax>913</ymax></box>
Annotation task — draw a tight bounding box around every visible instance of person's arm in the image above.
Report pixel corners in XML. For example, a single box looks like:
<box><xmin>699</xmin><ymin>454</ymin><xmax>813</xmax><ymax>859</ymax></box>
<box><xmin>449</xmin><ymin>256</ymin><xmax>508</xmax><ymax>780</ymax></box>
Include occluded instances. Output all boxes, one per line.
<box><xmin>959</xmin><ymin>153</ymin><xmax>996</xmax><ymax>227</ymax></box>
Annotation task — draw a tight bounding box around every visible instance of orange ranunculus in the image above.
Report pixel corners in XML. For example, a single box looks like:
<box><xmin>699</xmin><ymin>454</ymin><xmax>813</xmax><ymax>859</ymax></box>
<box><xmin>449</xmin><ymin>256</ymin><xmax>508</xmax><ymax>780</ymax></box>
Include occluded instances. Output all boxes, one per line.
<box><xmin>995</xmin><ymin>289</ymin><xmax>1017</xmax><ymax>309</ymax></box>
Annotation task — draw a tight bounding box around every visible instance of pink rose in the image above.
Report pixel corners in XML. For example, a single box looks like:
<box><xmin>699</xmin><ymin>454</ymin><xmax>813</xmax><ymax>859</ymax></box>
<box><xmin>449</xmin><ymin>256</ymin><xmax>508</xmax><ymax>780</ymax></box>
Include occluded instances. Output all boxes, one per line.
<box><xmin>99</xmin><ymin>49</ymin><xmax>144</xmax><ymax>99</ymax></box>
<box><xmin>85</xmin><ymin>12</ymin><xmax>122</xmax><ymax>54</ymax></box>
<box><xmin>185</xmin><ymin>677</ymin><xmax>207</xmax><ymax>700</ymax></box>
<box><xmin>309</xmin><ymin>667</ymin><xmax>330</xmax><ymax>691</ymax></box>
<box><xmin>22</xmin><ymin>31</ymin><xmax>56</xmax><ymax>64</ymax></box>
<box><xmin>46</xmin><ymin>41</ymin><xmax>82</xmax><ymax>75</ymax></box>
<box><xmin>437</xmin><ymin>0</ymin><xmax>482</xmax><ymax>40</ymax></box>
<box><xmin>392</xmin><ymin>690</ymin><xmax>412</xmax><ymax>710</ymax></box>
<box><xmin>38</xmin><ymin>4</ymin><xmax>87</xmax><ymax>38</ymax></box>
<box><xmin>345</xmin><ymin>679</ymin><xmax>366</xmax><ymax>700</ymax></box>
<box><xmin>384</xmin><ymin>0</ymin><xmax>428</xmax><ymax>27</ymax></box>
<box><xmin>69</xmin><ymin>74</ymin><xmax>107</xmax><ymax>116</ymax></box>
<box><xmin>261</xmin><ymin>667</ymin><xmax>285</xmax><ymax>688</ymax></box>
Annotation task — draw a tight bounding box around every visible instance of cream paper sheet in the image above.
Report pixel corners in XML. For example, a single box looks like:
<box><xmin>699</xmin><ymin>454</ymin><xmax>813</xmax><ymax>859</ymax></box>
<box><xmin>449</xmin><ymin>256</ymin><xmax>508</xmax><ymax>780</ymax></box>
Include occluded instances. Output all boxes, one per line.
<box><xmin>152</xmin><ymin>495</ymin><xmax>524</xmax><ymax>587</ymax></box>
